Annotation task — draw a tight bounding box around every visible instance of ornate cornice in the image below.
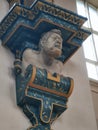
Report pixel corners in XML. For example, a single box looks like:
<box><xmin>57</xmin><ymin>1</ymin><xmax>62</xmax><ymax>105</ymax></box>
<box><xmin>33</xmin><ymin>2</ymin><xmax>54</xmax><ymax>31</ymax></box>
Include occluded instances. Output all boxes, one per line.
<box><xmin>0</xmin><ymin>0</ymin><xmax>91</xmax><ymax>63</ymax></box>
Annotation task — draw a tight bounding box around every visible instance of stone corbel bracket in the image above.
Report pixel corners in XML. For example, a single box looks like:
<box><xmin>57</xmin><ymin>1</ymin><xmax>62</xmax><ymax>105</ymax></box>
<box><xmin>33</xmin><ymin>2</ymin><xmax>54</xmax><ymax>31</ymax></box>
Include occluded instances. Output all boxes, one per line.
<box><xmin>0</xmin><ymin>0</ymin><xmax>91</xmax><ymax>130</ymax></box>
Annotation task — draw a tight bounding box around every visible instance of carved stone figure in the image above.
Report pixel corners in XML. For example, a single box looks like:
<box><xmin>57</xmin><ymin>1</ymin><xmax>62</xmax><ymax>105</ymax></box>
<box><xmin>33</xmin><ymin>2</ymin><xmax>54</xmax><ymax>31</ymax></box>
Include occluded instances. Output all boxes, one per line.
<box><xmin>13</xmin><ymin>29</ymin><xmax>73</xmax><ymax>130</ymax></box>
<box><xmin>22</xmin><ymin>29</ymin><xmax>63</xmax><ymax>74</ymax></box>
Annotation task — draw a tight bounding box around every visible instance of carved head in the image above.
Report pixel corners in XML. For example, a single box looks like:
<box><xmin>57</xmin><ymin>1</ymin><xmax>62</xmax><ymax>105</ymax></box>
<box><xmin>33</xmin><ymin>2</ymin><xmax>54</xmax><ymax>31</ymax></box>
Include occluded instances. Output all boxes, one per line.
<box><xmin>39</xmin><ymin>29</ymin><xmax>63</xmax><ymax>58</ymax></box>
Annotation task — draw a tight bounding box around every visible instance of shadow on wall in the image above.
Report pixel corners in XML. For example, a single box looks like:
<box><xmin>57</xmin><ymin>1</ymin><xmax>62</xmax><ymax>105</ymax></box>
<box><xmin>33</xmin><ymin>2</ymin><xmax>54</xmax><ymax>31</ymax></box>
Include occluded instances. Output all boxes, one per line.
<box><xmin>0</xmin><ymin>43</ymin><xmax>16</xmax><ymax>106</ymax></box>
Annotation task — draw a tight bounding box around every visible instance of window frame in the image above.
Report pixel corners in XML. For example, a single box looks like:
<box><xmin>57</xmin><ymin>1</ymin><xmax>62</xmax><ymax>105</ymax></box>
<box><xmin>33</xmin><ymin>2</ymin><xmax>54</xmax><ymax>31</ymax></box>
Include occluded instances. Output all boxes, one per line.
<box><xmin>76</xmin><ymin>0</ymin><xmax>98</xmax><ymax>82</ymax></box>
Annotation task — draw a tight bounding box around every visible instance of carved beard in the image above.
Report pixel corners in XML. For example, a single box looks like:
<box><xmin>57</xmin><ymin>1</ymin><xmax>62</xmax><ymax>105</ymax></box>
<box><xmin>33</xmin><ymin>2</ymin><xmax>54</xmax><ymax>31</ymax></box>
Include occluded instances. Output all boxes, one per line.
<box><xmin>44</xmin><ymin>47</ymin><xmax>62</xmax><ymax>58</ymax></box>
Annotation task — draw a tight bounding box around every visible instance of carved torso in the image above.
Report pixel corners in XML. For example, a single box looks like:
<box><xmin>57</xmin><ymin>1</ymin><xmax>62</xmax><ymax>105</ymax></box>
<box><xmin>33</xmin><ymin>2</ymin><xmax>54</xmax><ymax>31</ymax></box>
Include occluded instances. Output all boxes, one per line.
<box><xmin>22</xmin><ymin>49</ymin><xmax>63</xmax><ymax>74</ymax></box>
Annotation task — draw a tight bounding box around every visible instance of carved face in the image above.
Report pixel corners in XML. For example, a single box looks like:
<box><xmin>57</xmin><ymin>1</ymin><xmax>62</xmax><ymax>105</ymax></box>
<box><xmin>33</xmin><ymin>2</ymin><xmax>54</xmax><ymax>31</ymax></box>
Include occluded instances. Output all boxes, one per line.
<box><xmin>44</xmin><ymin>33</ymin><xmax>63</xmax><ymax>58</ymax></box>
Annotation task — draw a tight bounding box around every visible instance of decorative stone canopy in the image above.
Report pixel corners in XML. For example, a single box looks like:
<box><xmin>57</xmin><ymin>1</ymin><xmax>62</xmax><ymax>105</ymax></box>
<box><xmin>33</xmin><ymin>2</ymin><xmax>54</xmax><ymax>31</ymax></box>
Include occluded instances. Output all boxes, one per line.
<box><xmin>0</xmin><ymin>0</ymin><xmax>91</xmax><ymax>63</ymax></box>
